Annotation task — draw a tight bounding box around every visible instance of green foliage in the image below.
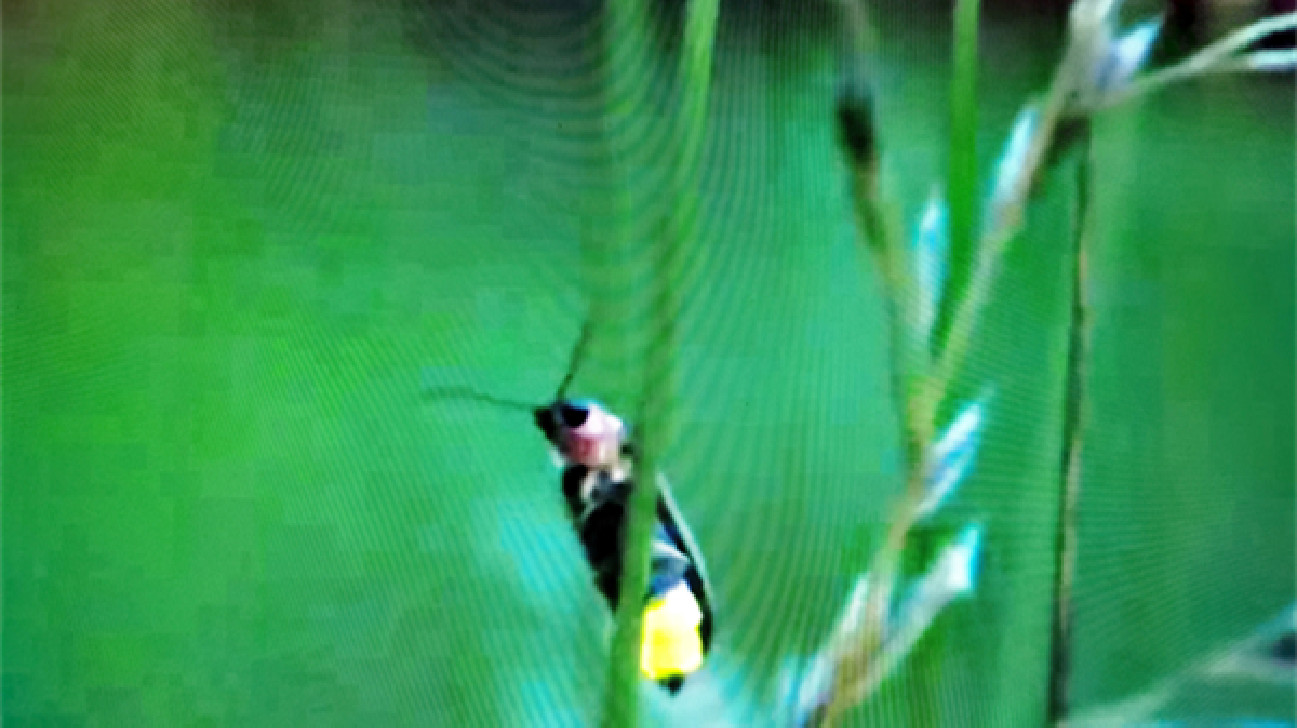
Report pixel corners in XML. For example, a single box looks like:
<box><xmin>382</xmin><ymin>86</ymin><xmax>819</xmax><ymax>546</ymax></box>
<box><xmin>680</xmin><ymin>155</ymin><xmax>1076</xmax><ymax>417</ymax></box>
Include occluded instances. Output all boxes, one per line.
<box><xmin>599</xmin><ymin>0</ymin><xmax>720</xmax><ymax>725</ymax></box>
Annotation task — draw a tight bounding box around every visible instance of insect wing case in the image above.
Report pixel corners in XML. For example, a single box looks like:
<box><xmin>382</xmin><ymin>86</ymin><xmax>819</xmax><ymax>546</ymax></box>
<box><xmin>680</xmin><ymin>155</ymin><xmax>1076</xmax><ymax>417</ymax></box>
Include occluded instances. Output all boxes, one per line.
<box><xmin>558</xmin><ymin>463</ymin><xmax>716</xmax><ymax>689</ymax></box>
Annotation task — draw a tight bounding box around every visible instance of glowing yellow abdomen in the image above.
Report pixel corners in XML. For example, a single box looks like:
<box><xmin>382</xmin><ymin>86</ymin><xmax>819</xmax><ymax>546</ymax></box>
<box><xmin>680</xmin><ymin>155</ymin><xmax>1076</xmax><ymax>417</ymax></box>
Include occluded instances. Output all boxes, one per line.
<box><xmin>640</xmin><ymin>582</ymin><xmax>705</xmax><ymax>681</ymax></box>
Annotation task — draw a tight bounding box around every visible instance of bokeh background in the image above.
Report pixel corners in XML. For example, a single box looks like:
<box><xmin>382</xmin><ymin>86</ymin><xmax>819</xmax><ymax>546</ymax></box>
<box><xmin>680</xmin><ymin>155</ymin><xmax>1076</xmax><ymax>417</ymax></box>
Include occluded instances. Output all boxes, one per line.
<box><xmin>4</xmin><ymin>0</ymin><xmax>1293</xmax><ymax>725</ymax></box>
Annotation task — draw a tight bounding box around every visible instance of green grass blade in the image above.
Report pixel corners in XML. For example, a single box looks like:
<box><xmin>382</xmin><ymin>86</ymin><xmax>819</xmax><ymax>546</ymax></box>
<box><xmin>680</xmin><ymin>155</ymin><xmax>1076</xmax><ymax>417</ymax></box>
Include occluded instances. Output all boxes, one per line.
<box><xmin>1046</xmin><ymin>123</ymin><xmax>1095</xmax><ymax>727</ymax></box>
<box><xmin>942</xmin><ymin>0</ymin><xmax>981</xmax><ymax>355</ymax></box>
<box><xmin>595</xmin><ymin>0</ymin><xmax>655</xmax><ymax>721</ymax></box>
<box><xmin>599</xmin><ymin>0</ymin><xmax>719</xmax><ymax>725</ymax></box>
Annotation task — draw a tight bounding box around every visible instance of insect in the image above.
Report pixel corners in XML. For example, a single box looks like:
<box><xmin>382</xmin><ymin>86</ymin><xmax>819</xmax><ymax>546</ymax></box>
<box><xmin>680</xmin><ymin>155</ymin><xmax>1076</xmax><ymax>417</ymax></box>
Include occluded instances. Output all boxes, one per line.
<box><xmin>426</xmin><ymin>322</ymin><xmax>715</xmax><ymax>694</ymax></box>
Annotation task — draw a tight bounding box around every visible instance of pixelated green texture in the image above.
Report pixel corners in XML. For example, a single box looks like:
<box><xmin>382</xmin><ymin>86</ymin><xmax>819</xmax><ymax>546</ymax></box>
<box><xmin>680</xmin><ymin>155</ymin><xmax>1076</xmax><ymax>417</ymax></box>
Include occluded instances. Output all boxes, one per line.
<box><xmin>4</xmin><ymin>1</ymin><xmax>1293</xmax><ymax>725</ymax></box>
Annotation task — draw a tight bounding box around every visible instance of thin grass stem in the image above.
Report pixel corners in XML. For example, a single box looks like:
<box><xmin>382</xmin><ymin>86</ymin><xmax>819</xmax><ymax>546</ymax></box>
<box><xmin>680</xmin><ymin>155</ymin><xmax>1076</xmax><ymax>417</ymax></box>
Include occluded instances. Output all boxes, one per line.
<box><xmin>824</xmin><ymin>3</ymin><xmax>926</xmax><ymax>724</ymax></box>
<box><xmin>820</xmin><ymin>3</ymin><xmax>982</xmax><ymax>725</ymax></box>
<box><xmin>599</xmin><ymin>0</ymin><xmax>719</xmax><ymax>724</ymax></box>
<box><xmin>1046</xmin><ymin>124</ymin><xmax>1096</xmax><ymax>727</ymax></box>
<box><xmin>925</xmin><ymin>13</ymin><xmax>1084</xmax><ymax>420</ymax></box>
<box><xmin>1085</xmin><ymin>12</ymin><xmax>1297</xmax><ymax>111</ymax></box>
<box><xmin>597</xmin><ymin>0</ymin><xmax>658</xmax><ymax>723</ymax></box>
<box><xmin>1067</xmin><ymin>605</ymin><xmax>1295</xmax><ymax>726</ymax></box>
<box><xmin>945</xmin><ymin>0</ymin><xmax>982</xmax><ymax>350</ymax></box>
<box><xmin>802</xmin><ymin>4</ymin><xmax>1296</xmax><ymax>727</ymax></box>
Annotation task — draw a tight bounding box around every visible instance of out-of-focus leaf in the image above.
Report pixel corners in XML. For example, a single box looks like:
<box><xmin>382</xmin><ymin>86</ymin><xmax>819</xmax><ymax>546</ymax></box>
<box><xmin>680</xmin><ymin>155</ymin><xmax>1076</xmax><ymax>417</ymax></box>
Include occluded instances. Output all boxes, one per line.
<box><xmin>897</xmin><ymin>523</ymin><xmax>986</xmax><ymax>611</ymax></box>
<box><xmin>1203</xmin><ymin>604</ymin><xmax>1296</xmax><ymax>686</ymax></box>
<box><xmin>916</xmin><ymin>392</ymin><xmax>992</xmax><ymax>521</ymax></box>
<box><xmin>913</xmin><ymin>189</ymin><xmax>949</xmax><ymax>347</ymax></box>
<box><xmin>989</xmin><ymin>106</ymin><xmax>1039</xmax><ymax>222</ymax></box>
<box><xmin>1093</xmin><ymin>18</ymin><xmax>1163</xmax><ymax>95</ymax></box>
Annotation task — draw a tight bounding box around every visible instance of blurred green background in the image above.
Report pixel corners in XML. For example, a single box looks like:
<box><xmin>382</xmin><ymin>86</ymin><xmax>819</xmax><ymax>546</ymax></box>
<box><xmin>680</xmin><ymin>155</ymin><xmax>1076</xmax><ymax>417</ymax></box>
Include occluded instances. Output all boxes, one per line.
<box><xmin>3</xmin><ymin>0</ymin><xmax>1293</xmax><ymax>725</ymax></box>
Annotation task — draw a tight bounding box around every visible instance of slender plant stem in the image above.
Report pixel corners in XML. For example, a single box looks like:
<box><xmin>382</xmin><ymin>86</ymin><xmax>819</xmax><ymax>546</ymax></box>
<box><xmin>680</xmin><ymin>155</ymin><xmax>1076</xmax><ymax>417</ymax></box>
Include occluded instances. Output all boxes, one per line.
<box><xmin>597</xmin><ymin>0</ymin><xmax>656</xmax><ymax>722</ymax></box>
<box><xmin>599</xmin><ymin>0</ymin><xmax>718</xmax><ymax>724</ymax></box>
<box><xmin>1068</xmin><ymin>604</ymin><xmax>1295</xmax><ymax>726</ymax></box>
<box><xmin>1083</xmin><ymin>12</ymin><xmax>1297</xmax><ymax>112</ymax></box>
<box><xmin>926</xmin><ymin>48</ymin><xmax>1075</xmax><ymax>422</ymax></box>
<box><xmin>1046</xmin><ymin>125</ymin><xmax>1096</xmax><ymax>727</ymax></box>
<box><xmin>835</xmin><ymin>0</ymin><xmax>917</xmax><ymax>439</ymax></box>
<box><xmin>945</xmin><ymin>0</ymin><xmax>981</xmax><ymax>349</ymax></box>
<box><xmin>821</xmin><ymin>3</ymin><xmax>983</xmax><ymax>725</ymax></box>
<box><xmin>1219</xmin><ymin>48</ymin><xmax>1297</xmax><ymax>73</ymax></box>
<box><xmin>822</xmin><ymin>4</ymin><xmax>922</xmax><ymax>724</ymax></box>
<box><xmin>849</xmin><ymin>0</ymin><xmax>982</xmax><ymax>710</ymax></box>
<box><xmin>896</xmin><ymin>5</ymin><xmax>980</xmax><ymax>719</ymax></box>
<box><xmin>834</xmin><ymin>1</ymin><xmax>1086</xmax><ymax>717</ymax></box>
<box><xmin>805</xmin><ymin>4</ymin><xmax>1296</xmax><ymax>726</ymax></box>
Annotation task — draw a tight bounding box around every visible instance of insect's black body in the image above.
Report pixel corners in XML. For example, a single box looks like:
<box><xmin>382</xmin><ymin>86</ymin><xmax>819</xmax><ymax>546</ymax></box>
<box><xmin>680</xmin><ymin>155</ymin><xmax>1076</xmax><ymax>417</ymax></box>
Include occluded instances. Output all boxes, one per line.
<box><xmin>426</xmin><ymin>324</ymin><xmax>713</xmax><ymax>695</ymax></box>
<box><xmin>536</xmin><ymin>400</ymin><xmax>715</xmax><ymax>695</ymax></box>
<box><xmin>559</xmin><ymin>463</ymin><xmax>716</xmax><ymax>646</ymax></box>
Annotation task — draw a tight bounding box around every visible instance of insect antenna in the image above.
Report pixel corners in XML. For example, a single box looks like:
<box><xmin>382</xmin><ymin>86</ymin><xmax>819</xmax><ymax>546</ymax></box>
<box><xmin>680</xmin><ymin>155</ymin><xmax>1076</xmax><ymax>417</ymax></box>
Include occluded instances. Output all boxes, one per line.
<box><xmin>554</xmin><ymin>317</ymin><xmax>593</xmax><ymax>401</ymax></box>
<box><xmin>424</xmin><ymin>316</ymin><xmax>592</xmax><ymax>413</ymax></box>
<box><xmin>422</xmin><ymin>385</ymin><xmax>536</xmax><ymax>413</ymax></box>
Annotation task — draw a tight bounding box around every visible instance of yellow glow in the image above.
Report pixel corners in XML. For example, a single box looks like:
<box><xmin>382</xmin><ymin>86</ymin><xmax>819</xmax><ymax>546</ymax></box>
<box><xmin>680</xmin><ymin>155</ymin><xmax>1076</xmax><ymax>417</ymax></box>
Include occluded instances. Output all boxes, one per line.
<box><xmin>640</xmin><ymin>583</ymin><xmax>705</xmax><ymax>680</ymax></box>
